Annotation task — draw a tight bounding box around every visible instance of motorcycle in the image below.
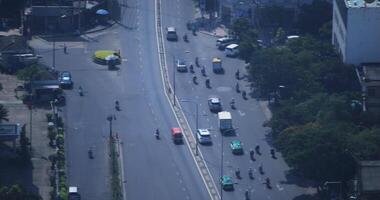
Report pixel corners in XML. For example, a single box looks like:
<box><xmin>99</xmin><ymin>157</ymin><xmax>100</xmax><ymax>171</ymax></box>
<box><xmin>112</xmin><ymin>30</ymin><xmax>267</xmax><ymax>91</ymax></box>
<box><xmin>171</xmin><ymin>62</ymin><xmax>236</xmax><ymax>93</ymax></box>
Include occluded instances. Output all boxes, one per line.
<box><xmin>236</xmin><ymin>82</ymin><xmax>240</xmax><ymax>93</ymax></box>
<box><xmin>205</xmin><ymin>78</ymin><xmax>210</xmax><ymax>88</ymax></box>
<box><xmin>265</xmin><ymin>178</ymin><xmax>272</xmax><ymax>189</ymax></box>
<box><xmin>88</xmin><ymin>148</ymin><xmax>94</xmax><ymax>159</ymax></box>
<box><xmin>248</xmin><ymin>168</ymin><xmax>254</xmax><ymax>180</ymax></box>
<box><xmin>255</xmin><ymin>145</ymin><xmax>261</xmax><ymax>155</ymax></box>
<box><xmin>242</xmin><ymin>91</ymin><xmax>247</xmax><ymax>99</ymax></box>
<box><xmin>79</xmin><ymin>86</ymin><xmax>83</xmax><ymax>96</ymax></box>
<box><xmin>115</xmin><ymin>100</ymin><xmax>120</xmax><ymax>111</ymax></box>
<box><xmin>192</xmin><ymin>76</ymin><xmax>198</xmax><ymax>84</ymax></box>
<box><xmin>270</xmin><ymin>149</ymin><xmax>276</xmax><ymax>159</ymax></box>
<box><xmin>235</xmin><ymin>70</ymin><xmax>240</xmax><ymax>79</ymax></box>
<box><xmin>249</xmin><ymin>149</ymin><xmax>255</xmax><ymax>161</ymax></box>
<box><xmin>183</xmin><ymin>34</ymin><xmax>188</xmax><ymax>42</ymax></box>
<box><xmin>201</xmin><ymin>66</ymin><xmax>206</xmax><ymax>76</ymax></box>
<box><xmin>230</xmin><ymin>99</ymin><xmax>236</xmax><ymax>110</ymax></box>
<box><xmin>245</xmin><ymin>190</ymin><xmax>250</xmax><ymax>200</ymax></box>
<box><xmin>259</xmin><ymin>165</ymin><xmax>264</xmax><ymax>175</ymax></box>
<box><xmin>189</xmin><ymin>64</ymin><xmax>194</xmax><ymax>73</ymax></box>
<box><xmin>235</xmin><ymin>168</ymin><xmax>241</xmax><ymax>179</ymax></box>
<box><xmin>155</xmin><ymin>129</ymin><xmax>160</xmax><ymax>140</ymax></box>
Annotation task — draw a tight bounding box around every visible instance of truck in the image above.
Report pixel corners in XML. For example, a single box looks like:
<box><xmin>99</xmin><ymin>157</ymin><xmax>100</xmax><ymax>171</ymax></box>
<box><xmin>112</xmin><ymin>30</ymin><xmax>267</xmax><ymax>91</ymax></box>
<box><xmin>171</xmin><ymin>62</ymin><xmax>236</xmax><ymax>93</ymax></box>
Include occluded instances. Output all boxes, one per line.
<box><xmin>218</xmin><ymin>111</ymin><xmax>232</xmax><ymax>134</ymax></box>
<box><xmin>212</xmin><ymin>57</ymin><xmax>223</xmax><ymax>73</ymax></box>
<box><xmin>68</xmin><ymin>186</ymin><xmax>81</xmax><ymax>200</ymax></box>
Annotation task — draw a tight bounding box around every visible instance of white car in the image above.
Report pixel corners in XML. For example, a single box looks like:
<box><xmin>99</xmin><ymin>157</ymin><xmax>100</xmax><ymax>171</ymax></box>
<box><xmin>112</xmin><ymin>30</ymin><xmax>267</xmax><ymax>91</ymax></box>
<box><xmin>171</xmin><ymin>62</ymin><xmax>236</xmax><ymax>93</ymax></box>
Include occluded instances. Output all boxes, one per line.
<box><xmin>166</xmin><ymin>27</ymin><xmax>178</xmax><ymax>41</ymax></box>
<box><xmin>176</xmin><ymin>59</ymin><xmax>187</xmax><ymax>72</ymax></box>
<box><xmin>197</xmin><ymin>129</ymin><xmax>212</xmax><ymax>144</ymax></box>
<box><xmin>225</xmin><ymin>44</ymin><xmax>239</xmax><ymax>57</ymax></box>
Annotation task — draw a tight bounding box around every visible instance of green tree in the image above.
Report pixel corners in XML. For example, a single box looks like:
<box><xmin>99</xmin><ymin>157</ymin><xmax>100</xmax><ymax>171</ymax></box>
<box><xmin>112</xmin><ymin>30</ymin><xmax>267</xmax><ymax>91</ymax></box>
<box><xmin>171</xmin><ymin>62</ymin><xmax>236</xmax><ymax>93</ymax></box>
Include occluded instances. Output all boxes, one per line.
<box><xmin>0</xmin><ymin>104</ymin><xmax>9</xmax><ymax>123</ymax></box>
<box><xmin>276</xmin><ymin>122</ymin><xmax>356</xmax><ymax>186</ymax></box>
<box><xmin>16</xmin><ymin>65</ymin><xmax>52</xmax><ymax>81</ymax></box>
<box><xmin>273</xmin><ymin>27</ymin><xmax>286</xmax><ymax>46</ymax></box>
<box><xmin>348</xmin><ymin>128</ymin><xmax>380</xmax><ymax>160</ymax></box>
<box><xmin>297</xmin><ymin>0</ymin><xmax>332</xmax><ymax>34</ymax></box>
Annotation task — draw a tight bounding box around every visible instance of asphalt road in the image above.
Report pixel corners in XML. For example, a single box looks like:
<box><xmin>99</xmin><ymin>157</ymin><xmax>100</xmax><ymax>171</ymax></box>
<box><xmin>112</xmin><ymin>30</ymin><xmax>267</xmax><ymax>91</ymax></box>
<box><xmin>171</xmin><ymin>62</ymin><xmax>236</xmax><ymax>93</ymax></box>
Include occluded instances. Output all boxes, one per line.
<box><xmin>32</xmin><ymin>0</ymin><xmax>211</xmax><ymax>199</ymax></box>
<box><xmin>160</xmin><ymin>0</ymin><xmax>316</xmax><ymax>200</ymax></box>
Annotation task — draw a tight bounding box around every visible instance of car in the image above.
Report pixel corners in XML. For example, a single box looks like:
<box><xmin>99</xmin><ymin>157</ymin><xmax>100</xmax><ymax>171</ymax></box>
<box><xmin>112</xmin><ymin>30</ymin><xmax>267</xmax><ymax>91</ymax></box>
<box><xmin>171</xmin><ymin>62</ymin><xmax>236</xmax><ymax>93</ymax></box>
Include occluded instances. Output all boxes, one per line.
<box><xmin>216</xmin><ymin>37</ymin><xmax>234</xmax><ymax>50</ymax></box>
<box><xmin>176</xmin><ymin>59</ymin><xmax>187</xmax><ymax>72</ymax></box>
<box><xmin>59</xmin><ymin>71</ymin><xmax>73</xmax><ymax>88</ymax></box>
<box><xmin>220</xmin><ymin>175</ymin><xmax>234</xmax><ymax>190</ymax></box>
<box><xmin>208</xmin><ymin>97</ymin><xmax>222</xmax><ymax>112</ymax></box>
<box><xmin>68</xmin><ymin>186</ymin><xmax>81</xmax><ymax>200</ymax></box>
<box><xmin>225</xmin><ymin>43</ymin><xmax>239</xmax><ymax>57</ymax></box>
<box><xmin>166</xmin><ymin>27</ymin><xmax>178</xmax><ymax>41</ymax></box>
<box><xmin>197</xmin><ymin>129</ymin><xmax>212</xmax><ymax>144</ymax></box>
<box><xmin>230</xmin><ymin>140</ymin><xmax>243</xmax><ymax>154</ymax></box>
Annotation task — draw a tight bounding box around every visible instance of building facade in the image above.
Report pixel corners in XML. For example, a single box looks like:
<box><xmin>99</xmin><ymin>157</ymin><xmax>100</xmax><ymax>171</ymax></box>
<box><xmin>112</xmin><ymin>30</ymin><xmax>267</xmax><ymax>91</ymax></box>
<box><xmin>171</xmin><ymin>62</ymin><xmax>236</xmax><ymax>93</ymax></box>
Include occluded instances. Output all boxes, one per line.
<box><xmin>332</xmin><ymin>0</ymin><xmax>380</xmax><ymax>65</ymax></box>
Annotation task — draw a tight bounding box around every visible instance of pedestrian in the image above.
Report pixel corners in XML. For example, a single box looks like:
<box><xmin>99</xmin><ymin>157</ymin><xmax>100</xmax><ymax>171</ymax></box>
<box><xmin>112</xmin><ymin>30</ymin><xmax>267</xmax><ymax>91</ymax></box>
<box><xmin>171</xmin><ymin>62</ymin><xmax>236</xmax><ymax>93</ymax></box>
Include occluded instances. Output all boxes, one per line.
<box><xmin>63</xmin><ymin>43</ymin><xmax>67</xmax><ymax>54</ymax></box>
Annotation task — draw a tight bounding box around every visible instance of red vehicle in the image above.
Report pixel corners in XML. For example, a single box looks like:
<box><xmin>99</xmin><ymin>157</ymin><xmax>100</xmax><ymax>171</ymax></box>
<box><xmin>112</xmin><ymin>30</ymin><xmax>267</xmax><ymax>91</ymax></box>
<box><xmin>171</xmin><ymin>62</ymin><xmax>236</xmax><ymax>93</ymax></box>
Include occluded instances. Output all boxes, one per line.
<box><xmin>171</xmin><ymin>127</ymin><xmax>183</xmax><ymax>144</ymax></box>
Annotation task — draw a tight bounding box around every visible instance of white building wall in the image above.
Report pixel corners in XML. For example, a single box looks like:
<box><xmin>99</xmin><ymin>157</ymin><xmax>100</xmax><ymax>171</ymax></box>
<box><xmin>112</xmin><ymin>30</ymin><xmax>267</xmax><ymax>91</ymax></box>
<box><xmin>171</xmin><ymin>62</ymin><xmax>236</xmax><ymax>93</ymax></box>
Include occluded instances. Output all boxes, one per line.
<box><xmin>346</xmin><ymin>7</ymin><xmax>380</xmax><ymax>65</ymax></box>
<box><xmin>332</xmin><ymin>0</ymin><xmax>347</xmax><ymax>62</ymax></box>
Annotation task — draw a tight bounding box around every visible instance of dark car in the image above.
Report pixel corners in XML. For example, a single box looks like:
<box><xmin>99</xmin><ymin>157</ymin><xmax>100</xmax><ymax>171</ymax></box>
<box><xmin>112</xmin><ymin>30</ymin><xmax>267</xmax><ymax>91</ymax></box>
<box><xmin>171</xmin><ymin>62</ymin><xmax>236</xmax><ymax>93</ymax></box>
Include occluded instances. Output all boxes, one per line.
<box><xmin>59</xmin><ymin>71</ymin><xmax>73</xmax><ymax>89</ymax></box>
<box><xmin>208</xmin><ymin>97</ymin><xmax>222</xmax><ymax>112</ymax></box>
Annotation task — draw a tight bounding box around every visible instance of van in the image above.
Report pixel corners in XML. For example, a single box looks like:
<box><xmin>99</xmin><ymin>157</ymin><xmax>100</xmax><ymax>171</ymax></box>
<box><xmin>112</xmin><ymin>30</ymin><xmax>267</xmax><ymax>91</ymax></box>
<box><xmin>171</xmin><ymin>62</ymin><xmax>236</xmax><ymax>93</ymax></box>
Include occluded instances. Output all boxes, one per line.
<box><xmin>225</xmin><ymin>44</ymin><xmax>239</xmax><ymax>57</ymax></box>
<box><xmin>166</xmin><ymin>27</ymin><xmax>178</xmax><ymax>41</ymax></box>
<box><xmin>216</xmin><ymin>37</ymin><xmax>234</xmax><ymax>50</ymax></box>
<box><xmin>171</xmin><ymin>127</ymin><xmax>183</xmax><ymax>144</ymax></box>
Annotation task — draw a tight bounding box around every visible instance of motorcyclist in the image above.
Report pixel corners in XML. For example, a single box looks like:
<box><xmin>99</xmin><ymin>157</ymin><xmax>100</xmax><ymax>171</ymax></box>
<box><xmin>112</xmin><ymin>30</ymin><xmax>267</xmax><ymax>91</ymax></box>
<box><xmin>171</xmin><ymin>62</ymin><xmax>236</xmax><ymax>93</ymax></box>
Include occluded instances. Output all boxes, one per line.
<box><xmin>88</xmin><ymin>148</ymin><xmax>93</xmax><ymax>158</ymax></box>
<box><xmin>270</xmin><ymin>148</ymin><xmax>275</xmax><ymax>157</ymax></box>
<box><xmin>235</xmin><ymin>69</ymin><xmax>240</xmax><ymax>79</ymax></box>
<box><xmin>255</xmin><ymin>144</ymin><xmax>260</xmax><ymax>153</ymax></box>
<box><xmin>205</xmin><ymin>78</ymin><xmax>210</xmax><ymax>87</ymax></box>
<box><xmin>250</xmin><ymin>149</ymin><xmax>254</xmax><ymax>157</ymax></box>
<box><xmin>230</xmin><ymin>98</ymin><xmax>235</xmax><ymax>109</ymax></box>
<box><xmin>201</xmin><ymin>66</ymin><xmax>206</xmax><ymax>76</ymax></box>
<box><xmin>192</xmin><ymin>75</ymin><xmax>197</xmax><ymax>84</ymax></box>
<box><xmin>195</xmin><ymin>57</ymin><xmax>199</xmax><ymax>67</ymax></box>
<box><xmin>189</xmin><ymin>64</ymin><xmax>194</xmax><ymax>73</ymax></box>
<box><xmin>115</xmin><ymin>100</ymin><xmax>120</xmax><ymax>110</ymax></box>
<box><xmin>183</xmin><ymin>34</ymin><xmax>188</xmax><ymax>42</ymax></box>
<box><xmin>245</xmin><ymin>190</ymin><xmax>250</xmax><ymax>200</ymax></box>
<box><xmin>78</xmin><ymin>86</ymin><xmax>83</xmax><ymax>96</ymax></box>
<box><xmin>155</xmin><ymin>128</ymin><xmax>160</xmax><ymax>139</ymax></box>
<box><xmin>236</xmin><ymin>82</ymin><xmax>240</xmax><ymax>92</ymax></box>
<box><xmin>248</xmin><ymin>168</ymin><xmax>253</xmax><ymax>178</ymax></box>
<box><xmin>242</xmin><ymin>90</ymin><xmax>247</xmax><ymax>98</ymax></box>
<box><xmin>259</xmin><ymin>164</ymin><xmax>264</xmax><ymax>174</ymax></box>
<box><xmin>235</xmin><ymin>168</ymin><xmax>241</xmax><ymax>178</ymax></box>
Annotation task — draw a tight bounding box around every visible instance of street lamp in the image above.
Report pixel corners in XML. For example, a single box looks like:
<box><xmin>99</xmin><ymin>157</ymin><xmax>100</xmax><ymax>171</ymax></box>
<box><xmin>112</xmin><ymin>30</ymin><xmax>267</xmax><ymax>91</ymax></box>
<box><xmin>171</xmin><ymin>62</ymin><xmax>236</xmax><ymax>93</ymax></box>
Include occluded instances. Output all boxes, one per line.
<box><xmin>179</xmin><ymin>99</ymin><xmax>199</xmax><ymax>155</ymax></box>
<box><xmin>169</xmin><ymin>51</ymin><xmax>191</xmax><ymax>106</ymax></box>
<box><xmin>106</xmin><ymin>114</ymin><xmax>116</xmax><ymax>138</ymax></box>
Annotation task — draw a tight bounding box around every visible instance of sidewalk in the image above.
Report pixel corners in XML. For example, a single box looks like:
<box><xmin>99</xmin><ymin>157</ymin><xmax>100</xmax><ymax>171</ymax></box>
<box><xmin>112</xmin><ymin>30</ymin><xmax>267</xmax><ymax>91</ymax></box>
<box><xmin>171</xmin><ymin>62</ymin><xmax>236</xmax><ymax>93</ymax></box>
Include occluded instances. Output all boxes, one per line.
<box><xmin>0</xmin><ymin>73</ymin><xmax>54</xmax><ymax>200</ymax></box>
<box><xmin>193</xmin><ymin>8</ymin><xmax>228</xmax><ymax>38</ymax></box>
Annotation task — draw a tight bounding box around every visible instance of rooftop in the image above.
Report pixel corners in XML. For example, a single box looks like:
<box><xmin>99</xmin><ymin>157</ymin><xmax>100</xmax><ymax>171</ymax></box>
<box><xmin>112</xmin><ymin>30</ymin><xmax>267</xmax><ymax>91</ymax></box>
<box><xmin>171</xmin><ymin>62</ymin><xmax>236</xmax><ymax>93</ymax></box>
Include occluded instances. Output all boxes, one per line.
<box><xmin>345</xmin><ymin>0</ymin><xmax>380</xmax><ymax>8</ymax></box>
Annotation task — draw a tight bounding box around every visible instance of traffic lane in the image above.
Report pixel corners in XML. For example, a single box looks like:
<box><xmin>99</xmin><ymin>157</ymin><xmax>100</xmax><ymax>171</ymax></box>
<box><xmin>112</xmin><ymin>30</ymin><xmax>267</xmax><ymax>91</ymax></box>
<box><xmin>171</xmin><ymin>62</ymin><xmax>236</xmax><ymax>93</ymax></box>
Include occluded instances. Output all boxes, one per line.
<box><xmin>60</xmin><ymin>50</ymin><xmax>117</xmax><ymax>199</ymax></box>
<box><xmin>117</xmin><ymin>0</ymin><xmax>211</xmax><ymax>198</ymax></box>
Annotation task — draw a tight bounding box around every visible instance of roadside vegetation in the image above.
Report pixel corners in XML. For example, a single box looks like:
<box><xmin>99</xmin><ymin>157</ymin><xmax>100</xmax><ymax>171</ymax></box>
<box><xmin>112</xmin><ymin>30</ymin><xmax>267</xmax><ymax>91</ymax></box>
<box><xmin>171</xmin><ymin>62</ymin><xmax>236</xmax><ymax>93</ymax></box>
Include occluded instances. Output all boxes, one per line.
<box><xmin>231</xmin><ymin>0</ymin><xmax>380</xmax><ymax>194</ymax></box>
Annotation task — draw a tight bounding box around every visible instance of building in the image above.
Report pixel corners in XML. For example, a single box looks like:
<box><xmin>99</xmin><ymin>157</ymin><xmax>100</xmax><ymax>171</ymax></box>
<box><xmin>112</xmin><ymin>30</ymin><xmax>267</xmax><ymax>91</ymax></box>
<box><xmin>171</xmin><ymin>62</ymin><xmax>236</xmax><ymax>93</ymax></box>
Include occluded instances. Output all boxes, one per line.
<box><xmin>23</xmin><ymin>1</ymin><xmax>101</xmax><ymax>35</ymax></box>
<box><xmin>332</xmin><ymin>0</ymin><xmax>380</xmax><ymax>65</ymax></box>
<box><xmin>358</xmin><ymin>161</ymin><xmax>380</xmax><ymax>199</ymax></box>
<box><xmin>356</xmin><ymin>64</ymin><xmax>380</xmax><ymax>116</ymax></box>
<box><xmin>218</xmin><ymin>0</ymin><xmax>316</xmax><ymax>26</ymax></box>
